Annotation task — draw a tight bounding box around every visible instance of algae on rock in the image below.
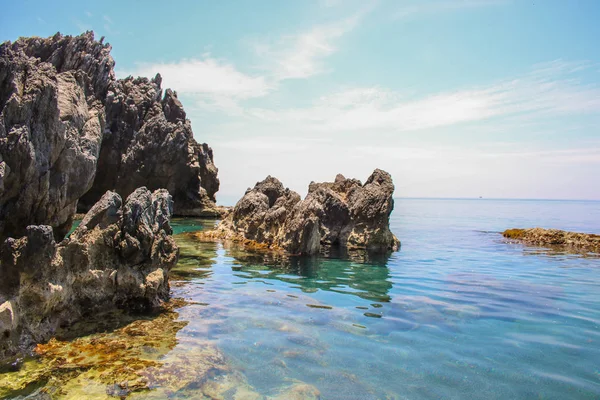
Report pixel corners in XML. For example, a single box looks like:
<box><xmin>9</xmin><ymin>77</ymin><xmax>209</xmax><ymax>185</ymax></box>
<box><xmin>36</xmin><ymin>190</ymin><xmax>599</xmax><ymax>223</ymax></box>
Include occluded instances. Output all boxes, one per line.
<box><xmin>0</xmin><ymin>187</ymin><xmax>178</xmax><ymax>362</ymax></box>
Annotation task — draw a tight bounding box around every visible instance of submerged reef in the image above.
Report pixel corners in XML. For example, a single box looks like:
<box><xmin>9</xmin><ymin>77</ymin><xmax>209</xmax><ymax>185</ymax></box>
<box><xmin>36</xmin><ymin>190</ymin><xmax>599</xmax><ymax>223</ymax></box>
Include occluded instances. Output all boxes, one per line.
<box><xmin>0</xmin><ymin>187</ymin><xmax>178</xmax><ymax>361</ymax></box>
<box><xmin>0</xmin><ymin>298</ymin><xmax>320</xmax><ymax>399</ymax></box>
<box><xmin>0</xmin><ymin>31</ymin><xmax>220</xmax><ymax>242</ymax></box>
<box><xmin>198</xmin><ymin>169</ymin><xmax>400</xmax><ymax>255</ymax></box>
<box><xmin>503</xmin><ymin>228</ymin><xmax>600</xmax><ymax>254</ymax></box>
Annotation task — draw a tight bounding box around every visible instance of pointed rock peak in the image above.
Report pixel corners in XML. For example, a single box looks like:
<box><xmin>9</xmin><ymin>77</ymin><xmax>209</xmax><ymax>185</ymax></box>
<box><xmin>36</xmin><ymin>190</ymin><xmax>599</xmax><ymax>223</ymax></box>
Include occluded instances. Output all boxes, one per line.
<box><xmin>365</xmin><ymin>169</ymin><xmax>393</xmax><ymax>186</ymax></box>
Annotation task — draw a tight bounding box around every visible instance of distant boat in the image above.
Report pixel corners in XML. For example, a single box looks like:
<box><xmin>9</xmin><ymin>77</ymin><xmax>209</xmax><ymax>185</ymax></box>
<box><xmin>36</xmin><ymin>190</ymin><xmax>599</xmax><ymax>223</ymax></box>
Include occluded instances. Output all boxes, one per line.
<box><xmin>479</xmin><ymin>196</ymin><xmax>483</xmax><ymax>199</ymax></box>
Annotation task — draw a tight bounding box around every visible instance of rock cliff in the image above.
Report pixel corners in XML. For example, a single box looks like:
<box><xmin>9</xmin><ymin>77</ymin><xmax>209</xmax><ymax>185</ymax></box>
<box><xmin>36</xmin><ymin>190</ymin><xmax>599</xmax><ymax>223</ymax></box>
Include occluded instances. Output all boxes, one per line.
<box><xmin>0</xmin><ymin>187</ymin><xmax>178</xmax><ymax>361</ymax></box>
<box><xmin>201</xmin><ymin>169</ymin><xmax>400</xmax><ymax>255</ymax></box>
<box><xmin>0</xmin><ymin>31</ymin><xmax>220</xmax><ymax>241</ymax></box>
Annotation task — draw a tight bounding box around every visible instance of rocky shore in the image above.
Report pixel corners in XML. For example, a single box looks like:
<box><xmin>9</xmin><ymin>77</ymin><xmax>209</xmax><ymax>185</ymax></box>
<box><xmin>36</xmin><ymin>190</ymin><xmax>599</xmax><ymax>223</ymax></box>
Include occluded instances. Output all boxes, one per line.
<box><xmin>503</xmin><ymin>228</ymin><xmax>600</xmax><ymax>254</ymax></box>
<box><xmin>0</xmin><ymin>32</ymin><xmax>217</xmax><ymax>362</ymax></box>
<box><xmin>0</xmin><ymin>188</ymin><xmax>178</xmax><ymax>361</ymax></box>
<box><xmin>198</xmin><ymin>169</ymin><xmax>400</xmax><ymax>255</ymax></box>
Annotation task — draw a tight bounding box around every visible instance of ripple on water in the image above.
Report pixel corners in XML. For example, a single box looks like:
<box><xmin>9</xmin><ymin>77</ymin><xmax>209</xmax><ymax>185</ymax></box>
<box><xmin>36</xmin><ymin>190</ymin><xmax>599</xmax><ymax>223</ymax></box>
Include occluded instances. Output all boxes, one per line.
<box><xmin>4</xmin><ymin>200</ymin><xmax>600</xmax><ymax>399</ymax></box>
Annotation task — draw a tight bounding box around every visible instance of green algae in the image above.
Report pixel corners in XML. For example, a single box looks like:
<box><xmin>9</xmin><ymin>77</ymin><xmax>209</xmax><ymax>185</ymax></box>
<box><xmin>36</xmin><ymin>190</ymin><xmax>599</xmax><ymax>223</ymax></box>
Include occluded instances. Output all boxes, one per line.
<box><xmin>306</xmin><ymin>304</ymin><xmax>333</xmax><ymax>310</ymax></box>
<box><xmin>0</xmin><ymin>298</ymin><xmax>268</xmax><ymax>399</ymax></box>
<box><xmin>0</xmin><ymin>300</ymin><xmax>189</xmax><ymax>398</ymax></box>
<box><xmin>0</xmin><ymin>227</ymin><xmax>325</xmax><ymax>399</ymax></box>
<box><xmin>502</xmin><ymin>228</ymin><xmax>526</xmax><ymax>239</ymax></box>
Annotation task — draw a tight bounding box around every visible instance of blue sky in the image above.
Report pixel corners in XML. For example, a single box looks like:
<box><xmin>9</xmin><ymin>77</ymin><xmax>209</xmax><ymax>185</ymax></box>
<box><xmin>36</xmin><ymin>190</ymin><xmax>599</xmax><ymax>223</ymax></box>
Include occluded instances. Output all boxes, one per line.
<box><xmin>2</xmin><ymin>0</ymin><xmax>600</xmax><ymax>201</ymax></box>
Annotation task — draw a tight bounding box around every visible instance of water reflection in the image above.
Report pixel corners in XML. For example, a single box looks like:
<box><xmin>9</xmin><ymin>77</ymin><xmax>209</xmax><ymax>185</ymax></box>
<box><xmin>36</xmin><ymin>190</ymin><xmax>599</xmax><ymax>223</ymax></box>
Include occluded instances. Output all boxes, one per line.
<box><xmin>171</xmin><ymin>217</ymin><xmax>218</xmax><ymax>235</ymax></box>
<box><xmin>174</xmin><ymin>232</ymin><xmax>394</xmax><ymax>303</ymax></box>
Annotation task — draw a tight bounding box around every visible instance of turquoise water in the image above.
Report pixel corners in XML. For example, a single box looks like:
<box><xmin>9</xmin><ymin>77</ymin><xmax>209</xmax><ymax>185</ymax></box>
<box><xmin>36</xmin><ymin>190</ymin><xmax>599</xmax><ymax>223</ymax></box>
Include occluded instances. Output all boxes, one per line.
<box><xmin>3</xmin><ymin>199</ymin><xmax>600</xmax><ymax>398</ymax></box>
<box><xmin>168</xmin><ymin>199</ymin><xmax>600</xmax><ymax>399</ymax></box>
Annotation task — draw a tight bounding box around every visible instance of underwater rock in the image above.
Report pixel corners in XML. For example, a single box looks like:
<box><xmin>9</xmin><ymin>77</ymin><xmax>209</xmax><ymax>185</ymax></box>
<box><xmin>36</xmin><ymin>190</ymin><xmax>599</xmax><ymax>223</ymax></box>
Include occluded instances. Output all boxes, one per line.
<box><xmin>0</xmin><ymin>32</ymin><xmax>220</xmax><ymax>242</ymax></box>
<box><xmin>502</xmin><ymin>228</ymin><xmax>600</xmax><ymax>254</ymax></box>
<box><xmin>198</xmin><ymin>169</ymin><xmax>400</xmax><ymax>255</ymax></box>
<box><xmin>0</xmin><ymin>187</ymin><xmax>178</xmax><ymax>361</ymax></box>
<box><xmin>0</xmin><ymin>297</ymin><xmax>320</xmax><ymax>399</ymax></box>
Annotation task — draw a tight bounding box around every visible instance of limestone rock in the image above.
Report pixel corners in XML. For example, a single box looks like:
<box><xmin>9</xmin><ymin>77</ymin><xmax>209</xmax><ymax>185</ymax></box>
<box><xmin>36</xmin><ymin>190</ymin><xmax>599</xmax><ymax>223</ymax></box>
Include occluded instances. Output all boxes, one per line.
<box><xmin>0</xmin><ymin>32</ymin><xmax>220</xmax><ymax>242</ymax></box>
<box><xmin>206</xmin><ymin>170</ymin><xmax>400</xmax><ymax>255</ymax></box>
<box><xmin>503</xmin><ymin>228</ymin><xmax>600</xmax><ymax>254</ymax></box>
<box><xmin>78</xmin><ymin>76</ymin><xmax>220</xmax><ymax>217</ymax></box>
<box><xmin>0</xmin><ymin>33</ymin><xmax>108</xmax><ymax>240</ymax></box>
<box><xmin>0</xmin><ymin>187</ymin><xmax>178</xmax><ymax>361</ymax></box>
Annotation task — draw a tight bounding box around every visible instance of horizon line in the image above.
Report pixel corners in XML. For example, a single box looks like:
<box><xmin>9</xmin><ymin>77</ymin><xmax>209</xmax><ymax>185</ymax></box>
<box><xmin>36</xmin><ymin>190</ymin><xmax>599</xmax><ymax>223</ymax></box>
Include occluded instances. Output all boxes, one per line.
<box><xmin>393</xmin><ymin>196</ymin><xmax>600</xmax><ymax>202</ymax></box>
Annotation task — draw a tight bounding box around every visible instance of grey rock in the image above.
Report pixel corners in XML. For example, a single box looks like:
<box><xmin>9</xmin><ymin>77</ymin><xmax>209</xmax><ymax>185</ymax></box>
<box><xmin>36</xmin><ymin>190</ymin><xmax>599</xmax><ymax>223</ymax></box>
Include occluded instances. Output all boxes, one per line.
<box><xmin>209</xmin><ymin>169</ymin><xmax>400</xmax><ymax>255</ymax></box>
<box><xmin>0</xmin><ymin>33</ymin><xmax>106</xmax><ymax>240</ymax></box>
<box><xmin>0</xmin><ymin>188</ymin><xmax>178</xmax><ymax>361</ymax></box>
<box><xmin>77</xmin><ymin>73</ymin><xmax>220</xmax><ymax>217</ymax></box>
<box><xmin>0</xmin><ymin>32</ymin><xmax>220</xmax><ymax>242</ymax></box>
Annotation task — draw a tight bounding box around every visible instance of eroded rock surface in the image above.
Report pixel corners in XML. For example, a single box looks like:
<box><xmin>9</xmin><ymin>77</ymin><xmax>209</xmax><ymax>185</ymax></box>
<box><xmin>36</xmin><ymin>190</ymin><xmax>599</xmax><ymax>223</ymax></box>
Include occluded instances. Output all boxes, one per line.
<box><xmin>0</xmin><ymin>187</ymin><xmax>178</xmax><ymax>361</ymax></box>
<box><xmin>77</xmin><ymin>77</ymin><xmax>220</xmax><ymax>217</ymax></box>
<box><xmin>202</xmin><ymin>169</ymin><xmax>400</xmax><ymax>255</ymax></box>
<box><xmin>0</xmin><ymin>32</ymin><xmax>109</xmax><ymax>240</ymax></box>
<box><xmin>503</xmin><ymin>228</ymin><xmax>600</xmax><ymax>254</ymax></box>
<box><xmin>0</xmin><ymin>31</ymin><xmax>220</xmax><ymax>241</ymax></box>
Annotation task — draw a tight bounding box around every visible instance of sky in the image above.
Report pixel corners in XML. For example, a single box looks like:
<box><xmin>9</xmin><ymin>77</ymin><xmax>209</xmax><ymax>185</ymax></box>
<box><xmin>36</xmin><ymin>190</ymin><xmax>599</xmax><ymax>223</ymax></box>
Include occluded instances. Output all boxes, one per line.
<box><xmin>2</xmin><ymin>0</ymin><xmax>600</xmax><ymax>202</ymax></box>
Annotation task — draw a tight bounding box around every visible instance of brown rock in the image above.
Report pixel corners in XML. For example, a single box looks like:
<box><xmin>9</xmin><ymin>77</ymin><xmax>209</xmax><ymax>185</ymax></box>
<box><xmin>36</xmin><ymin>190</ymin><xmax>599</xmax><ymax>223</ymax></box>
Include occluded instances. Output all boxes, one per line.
<box><xmin>502</xmin><ymin>227</ymin><xmax>600</xmax><ymax>254</ymax></box>
<box><xmin>205</xmin><ymin>169</ymin><xmax>400</xmax><ymax>255</ymax></box>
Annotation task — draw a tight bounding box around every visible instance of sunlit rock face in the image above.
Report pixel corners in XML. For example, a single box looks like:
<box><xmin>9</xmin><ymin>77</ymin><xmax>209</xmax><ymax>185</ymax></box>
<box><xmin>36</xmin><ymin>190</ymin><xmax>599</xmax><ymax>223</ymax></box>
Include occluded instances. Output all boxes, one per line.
<box><xmin>0</xmin><ymin>32</ymin><xmax>110</xmax><ymax>240</ymax></box>
<box><xmin>0</xmin><ymin>31</ymin><xmax>220</xmax><ymax>241</ymax></box>
<box><xmin>204</xmin><ymin>169</ymin><xmax>400</xmax><ymax>255</ymax></box>
<box><xmin>0</xmin><ymin>187</ymin><xmax>178</xmax><ymax>361</ymax></box>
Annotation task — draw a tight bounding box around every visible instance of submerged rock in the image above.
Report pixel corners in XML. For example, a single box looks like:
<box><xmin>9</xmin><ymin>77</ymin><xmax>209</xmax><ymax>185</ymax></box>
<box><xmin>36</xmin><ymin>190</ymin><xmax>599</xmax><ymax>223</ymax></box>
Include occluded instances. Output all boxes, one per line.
<box><xmin>0</xmin><ymin>296</ymin><xmax>320</xmax><ymax>399</ymax></box>
<box><xmin>0</xmin><ymin>31</ymin><xmax>220</xmax><ymax>241</ymax></box>
<box><xmin>200</xmin><ymin>169</ymin><xmax>400</xmax><ymax>255</ymax></box>
<box><xmin>502</xmin><ymin>228</ymin><xmax>600</xmax><ymax>254</ymax></box>
<box><xmin>0</xmin><ymin>187</ymin><xmax>178</xmax><ymax>361</ymax></box>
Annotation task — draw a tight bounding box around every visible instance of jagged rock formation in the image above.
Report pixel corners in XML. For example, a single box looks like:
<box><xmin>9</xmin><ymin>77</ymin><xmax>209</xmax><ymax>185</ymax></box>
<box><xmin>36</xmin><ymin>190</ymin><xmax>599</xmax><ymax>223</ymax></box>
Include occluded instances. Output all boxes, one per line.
<box><xmin>0</xmin><ymin>31</ymin><xmax>220</xmax><ymax>241</ymax></box>
<box><xmin>0</xmin><ymin>187</ymin><xmax>178</xmax><ymax>361</ymax></box>
<box><xmin>0</xmin><ymin>33</ymin><xmax>110</xmax><ymax>240</ymax></box>
<box><xmin>77</xmin><ymin>75</ymin><xmax>220</xmax><ymax>216</ymax></box>
<box><xmin>200</xmin><ymin>169</ymin><xmax>400</xmax><ymax>255</ymax></box>
<box><xmin>503</xmin><ymin>228</ymin><xmax>600</xmax><ymax>254</ymax></box>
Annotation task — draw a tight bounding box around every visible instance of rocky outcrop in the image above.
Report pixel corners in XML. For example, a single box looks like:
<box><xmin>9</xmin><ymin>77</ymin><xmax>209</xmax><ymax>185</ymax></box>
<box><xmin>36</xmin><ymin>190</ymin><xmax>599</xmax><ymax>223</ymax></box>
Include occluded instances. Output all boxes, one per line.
<box><xmin>200</xmin><ymin>169</ymin><xmax>400</xmax><ymax>255</ymax></box>
<box><xmin>0</xmin><ymin>187</ymin><xmax>178</xmax><ymax>361</ymax></box>
<box><xmin>0</xmin><ymin>33</ymin><xmax>109</xmax><ymax>240</ymax></box>
<box><xmin>0</xmin><ymin>31</ymin><xmax>220</xmax><ymax>241</ymax></box>
<box><xmin>77</xmin><ymin>76</ymin><xmax>220</xmax><ymax>217</ymax></box>
<box><xmin>503</xmin><ymin>228</ymin><xmax>600</xmax><ymax>254</ymax></box>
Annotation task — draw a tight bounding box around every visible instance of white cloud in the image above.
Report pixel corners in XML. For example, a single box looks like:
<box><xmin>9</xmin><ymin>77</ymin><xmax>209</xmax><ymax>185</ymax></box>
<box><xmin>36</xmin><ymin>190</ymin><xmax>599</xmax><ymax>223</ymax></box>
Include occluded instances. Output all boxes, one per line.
<box><xmin>238</xmin><ymin>60</ymin><xmax>600</xmax><ymax>133</ymax></box>
<box><xmin>121</xmin><ymin>56</ymin><xmax>271</xmax><ymax>100</ymax></box>
<box><xmin>120</xmin><ymin>11</ymin><xmax>367</xmax><ymax>112</ymax></box>
<box><xmin>252</xmin><ymin>12</ymin><xmax>366</xmax><ymax>80</ymax></box>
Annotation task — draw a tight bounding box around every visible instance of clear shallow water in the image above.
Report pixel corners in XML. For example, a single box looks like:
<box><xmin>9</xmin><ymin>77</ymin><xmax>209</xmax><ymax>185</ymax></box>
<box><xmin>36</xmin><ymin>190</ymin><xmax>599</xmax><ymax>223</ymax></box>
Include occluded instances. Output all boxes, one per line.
<box><xmin>3</xmin><ymin>199</ymin><xmax>600</xmax><ymax>399</ymax></box>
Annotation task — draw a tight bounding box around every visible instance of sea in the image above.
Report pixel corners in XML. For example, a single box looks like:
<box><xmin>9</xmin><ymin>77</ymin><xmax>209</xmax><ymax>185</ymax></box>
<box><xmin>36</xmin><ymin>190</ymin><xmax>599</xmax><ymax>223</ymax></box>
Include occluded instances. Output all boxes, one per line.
<box><xmin>2</xmin><ymin>198</ymin><xmax>600</xmax><ymax>399</ymax></box>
